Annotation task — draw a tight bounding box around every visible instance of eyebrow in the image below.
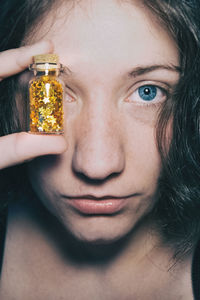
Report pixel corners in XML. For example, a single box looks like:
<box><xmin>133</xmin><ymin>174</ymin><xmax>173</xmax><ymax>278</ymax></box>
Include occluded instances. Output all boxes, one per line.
<box><xmin>128</xmin><ymin>64</ymin><xmax>181</xmax><ymax>78</ymax></box>
<box><xmin>61</xmin><ymin>64</ymin><xmax>181</xmax><ymax>78</ymax></box>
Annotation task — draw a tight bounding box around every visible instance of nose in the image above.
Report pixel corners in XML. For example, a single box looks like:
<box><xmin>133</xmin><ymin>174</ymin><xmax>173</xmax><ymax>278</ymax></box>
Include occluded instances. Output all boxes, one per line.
<box><xmin>72</xmin><ymin>99</ymin><xmax>125</xmax><ymax>181</ymax></box>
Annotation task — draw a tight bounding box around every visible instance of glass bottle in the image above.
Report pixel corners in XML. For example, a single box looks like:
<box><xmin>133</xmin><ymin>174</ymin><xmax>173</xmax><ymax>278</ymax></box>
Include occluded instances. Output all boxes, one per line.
<box><xmin>29</xmin><ymin>54</ymin><xmax>64</xmax><ymax>134</ymax></box>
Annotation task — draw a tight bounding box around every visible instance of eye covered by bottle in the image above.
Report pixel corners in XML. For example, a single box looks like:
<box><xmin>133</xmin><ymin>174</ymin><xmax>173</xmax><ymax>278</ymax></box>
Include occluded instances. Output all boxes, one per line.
<box><xmin>29</xmin><ymin>54</ymin><xmax>64</xmax><ymax>134</ymax></box>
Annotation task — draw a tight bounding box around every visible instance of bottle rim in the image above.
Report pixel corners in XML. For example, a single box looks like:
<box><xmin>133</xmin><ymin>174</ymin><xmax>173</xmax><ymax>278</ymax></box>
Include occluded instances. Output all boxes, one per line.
<box><xmin>29</xmin><ymin>62</ymin><xmax>64</xmax><ymax>72</ymax></box>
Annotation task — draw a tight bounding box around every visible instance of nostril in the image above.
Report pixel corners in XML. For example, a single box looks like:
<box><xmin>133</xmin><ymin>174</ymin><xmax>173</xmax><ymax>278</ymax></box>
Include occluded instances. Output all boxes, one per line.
<box><xmin>72</xmin><ymin>147</ymin><xmax>125</xmax><ymax>183</ymax></box>
<box><xmin>72</xmin><ymin>169</ymin><xmax>121</xmax><ymax>185</ymax></box>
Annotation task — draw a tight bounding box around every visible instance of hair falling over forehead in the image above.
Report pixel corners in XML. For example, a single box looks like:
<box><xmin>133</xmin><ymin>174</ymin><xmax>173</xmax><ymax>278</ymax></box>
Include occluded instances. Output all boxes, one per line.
<box><xmin>0</xmin><ymin>0</ymin><xmax>200</xmax><ymax>256</ymax></box>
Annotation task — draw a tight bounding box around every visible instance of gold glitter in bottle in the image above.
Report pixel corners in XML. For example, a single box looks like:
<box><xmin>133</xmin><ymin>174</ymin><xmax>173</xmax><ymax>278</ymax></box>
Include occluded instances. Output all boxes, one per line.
<box><xmin>29</xmin><ymin>54</ymin><xmax>64</xmax><ymax>134</ymax></box>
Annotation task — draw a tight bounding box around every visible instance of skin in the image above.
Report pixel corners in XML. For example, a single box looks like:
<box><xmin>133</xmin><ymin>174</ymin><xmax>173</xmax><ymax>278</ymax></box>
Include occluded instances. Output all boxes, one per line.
<box><xmin>0</xmin><ymin>0</ymin><xmax>194</xmax><ymax>299</ymax></box>
<box><xmin>27</xmin><ymin>0</ymin><xmax>180</xmax><ymax>243</ymax></box>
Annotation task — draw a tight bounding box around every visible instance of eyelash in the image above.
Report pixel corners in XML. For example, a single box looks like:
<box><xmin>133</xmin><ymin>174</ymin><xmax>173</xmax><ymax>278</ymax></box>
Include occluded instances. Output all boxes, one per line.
<box><xmin>64</xmin><ymin>86</ymin><xmax>76</xmax><ymax>102</ymax></box>
<box><xmin>125</xmin><ymin>84</ymin><xmax>169</xmax><ymax>106</ymax></box>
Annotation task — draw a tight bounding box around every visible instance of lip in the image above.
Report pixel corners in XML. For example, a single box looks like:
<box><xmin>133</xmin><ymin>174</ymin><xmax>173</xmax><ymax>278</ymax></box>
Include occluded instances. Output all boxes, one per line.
<box><xmin>63</xmin><ymin>195</ymin><xmax>131</xmax><ymax>215</ymax></box>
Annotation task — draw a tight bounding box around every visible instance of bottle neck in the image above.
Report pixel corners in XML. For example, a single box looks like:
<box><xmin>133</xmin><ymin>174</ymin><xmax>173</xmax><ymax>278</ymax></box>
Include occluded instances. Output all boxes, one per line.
<box><xmin>30</xmin><ymin>62</ymin><xmax>61</xmax><ymax>76</ymax></box>
<box><xmin>34</xmin><ymin>69</ymin><xmax>59</xmax><ymax>76</ymax></box>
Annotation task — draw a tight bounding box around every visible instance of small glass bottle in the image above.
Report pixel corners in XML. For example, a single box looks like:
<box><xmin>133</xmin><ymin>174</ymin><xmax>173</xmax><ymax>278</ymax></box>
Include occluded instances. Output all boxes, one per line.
<box><xmin>29</xmin><ymin>54</ymin><xmax>64</xmax><ymax>134</ymax></box>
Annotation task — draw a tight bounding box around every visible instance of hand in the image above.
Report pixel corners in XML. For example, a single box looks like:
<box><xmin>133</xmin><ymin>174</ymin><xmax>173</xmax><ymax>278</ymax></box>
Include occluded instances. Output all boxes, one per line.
<box><xmin>0</xmin><ymin>40</ymin><xmax>67</xmax><ymax>169</ymax></box>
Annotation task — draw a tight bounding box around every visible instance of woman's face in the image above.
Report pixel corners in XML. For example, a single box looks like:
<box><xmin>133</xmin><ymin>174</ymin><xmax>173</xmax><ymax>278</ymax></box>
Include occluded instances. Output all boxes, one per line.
<box><xmin>28</xmin><ymin>0</ymin><xmax>179</xmax><ymax>244</ymax></box>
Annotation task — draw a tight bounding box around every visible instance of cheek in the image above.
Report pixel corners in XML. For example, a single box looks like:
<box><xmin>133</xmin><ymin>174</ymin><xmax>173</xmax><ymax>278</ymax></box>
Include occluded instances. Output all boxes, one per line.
<box><xmin>123</xmin><ymin>101</ymin><xmax>162</xmax><ymax>127</ymax></box>
<box><xmin>27</xmin><ymin>157</ymin><xmax>68</xmax><ymax>221</ymax></box>
<box><xmin>27</xmin><ymin>155</ymin><xmax>67</xmax><ymax>192</ymax></box>
<box><xmin>123</xmin><ymin>105</ymin><xmax>161</xmax><ymax>178</ymax></box>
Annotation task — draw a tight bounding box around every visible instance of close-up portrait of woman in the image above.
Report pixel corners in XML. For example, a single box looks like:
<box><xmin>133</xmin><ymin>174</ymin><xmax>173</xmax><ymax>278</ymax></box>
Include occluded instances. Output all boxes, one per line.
<box><xmin>0</xmin><ymin>0</ymin><xmax>200</xmax><ymax>299</ymax></box>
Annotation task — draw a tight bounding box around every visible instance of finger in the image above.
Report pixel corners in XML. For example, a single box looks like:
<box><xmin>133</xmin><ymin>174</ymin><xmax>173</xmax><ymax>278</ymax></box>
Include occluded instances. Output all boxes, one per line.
<box><xmin>0</xmin><ymin>132</ymin><xmax>67</xmax><ymax>169</ymax></box>
<box><xmin>0</xmin><ymin>40</ymin><xmax>54</xmax><ymax>80</ymax></box>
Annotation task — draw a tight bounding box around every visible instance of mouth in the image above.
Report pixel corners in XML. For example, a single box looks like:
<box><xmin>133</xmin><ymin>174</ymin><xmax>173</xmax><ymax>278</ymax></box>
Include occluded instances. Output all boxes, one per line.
<box><xmin>61</xmin><ymin>194</ymin><xmax>135</xmax><ymax>215</ymax></box>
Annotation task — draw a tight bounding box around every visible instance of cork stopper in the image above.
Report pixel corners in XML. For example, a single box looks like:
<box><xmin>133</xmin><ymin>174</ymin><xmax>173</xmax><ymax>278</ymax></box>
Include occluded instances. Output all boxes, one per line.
<box><xmin>33</xmin><ymin>54</ymin><xmax>59</xmax><ymax>64</ymax></box>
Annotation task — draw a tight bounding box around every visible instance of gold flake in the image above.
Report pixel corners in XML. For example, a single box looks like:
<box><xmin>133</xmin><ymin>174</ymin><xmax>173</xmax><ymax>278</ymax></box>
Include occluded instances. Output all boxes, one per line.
<box><xmin>29</xmin><ymin>75</ymin><xmax>64</xmax><ymax>133</ymax></box>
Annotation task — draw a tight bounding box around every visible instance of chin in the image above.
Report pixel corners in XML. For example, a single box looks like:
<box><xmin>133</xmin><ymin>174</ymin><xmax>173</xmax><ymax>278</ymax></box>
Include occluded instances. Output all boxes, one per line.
<box><xmin>60</xmin><ymin>214</ymin><xmax>137</xmax><ymax>246</ymax></box>
<box><xmin>74</xmin><ymin>230</ymin><xmax>124</xmax><ymax>245</ymax></box>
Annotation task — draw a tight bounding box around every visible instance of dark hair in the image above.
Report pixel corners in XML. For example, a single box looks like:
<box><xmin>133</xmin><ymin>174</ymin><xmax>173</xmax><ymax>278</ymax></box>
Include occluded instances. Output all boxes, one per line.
<box><xmin>0</xmin><ymin>0</ymin><xmax>58</xmax><ymax>230</ymax></box>
<box><xmin>144</xmin><ymin>0</ymin><xmax>200</xmax><ymax>257</ymax></box>
<box><xmin>0</xmin><ymin>0</ymin><xmax>200</xmax><ymax>257</ymax></box>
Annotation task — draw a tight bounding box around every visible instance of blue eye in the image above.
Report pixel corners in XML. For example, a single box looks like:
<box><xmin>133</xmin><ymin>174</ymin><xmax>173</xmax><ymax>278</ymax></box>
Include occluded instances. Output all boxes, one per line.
<box><xmin>125</xmin><ymin>84</ymin><xmax>166</xmax><ymax>105</ymax></box>
<box><xmin>138</xmin><ymin>85</ymin><xmax>157</xmax><ymax>101</ymax></box>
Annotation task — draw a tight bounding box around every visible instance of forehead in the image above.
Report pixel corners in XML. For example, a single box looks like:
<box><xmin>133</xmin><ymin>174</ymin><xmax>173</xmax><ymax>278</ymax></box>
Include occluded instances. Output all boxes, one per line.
<box><xmin>28</xmin><ymin>0</ymin><xmax>179</xmax><ymax>74</ymax></box>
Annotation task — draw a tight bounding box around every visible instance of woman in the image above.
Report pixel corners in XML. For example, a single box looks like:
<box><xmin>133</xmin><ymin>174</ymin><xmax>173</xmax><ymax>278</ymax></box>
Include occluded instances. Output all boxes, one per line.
<box><xmin>0</xmin><ymin>0</ymin><xmax>200</xmax><ymax>299</ymax></box>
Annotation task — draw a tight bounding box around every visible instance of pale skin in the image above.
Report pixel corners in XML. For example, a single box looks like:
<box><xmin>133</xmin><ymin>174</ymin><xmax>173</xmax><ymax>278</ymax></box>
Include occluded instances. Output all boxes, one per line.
<box><xmin>0</xmin><ymin>0</ymin><xmax>194</xmax><ymax>299</ymax></box>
